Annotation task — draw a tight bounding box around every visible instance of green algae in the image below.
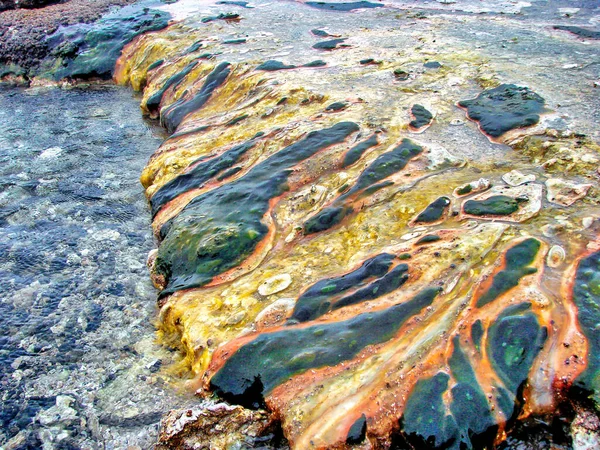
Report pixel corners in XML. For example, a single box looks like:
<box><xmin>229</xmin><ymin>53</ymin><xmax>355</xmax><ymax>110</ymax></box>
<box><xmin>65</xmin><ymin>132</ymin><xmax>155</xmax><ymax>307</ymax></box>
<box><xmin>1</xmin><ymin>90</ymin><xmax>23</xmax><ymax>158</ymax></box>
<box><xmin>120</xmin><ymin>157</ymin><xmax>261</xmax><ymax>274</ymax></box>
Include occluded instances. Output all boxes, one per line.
<box><xmin>487</xmin><ymin>303</ymin><xmax>547</xmax><ymax>393</ymax></box>
<box><xmin>201</xmin><ymin>13</ymin><xmax>240</xmax><ymax>23</ymax></box>
<box><xmin>409</xmin><ymin>104</ymin><xmax>433</xmax><ymax>129</ymax></box>
<box><xmin>553</xmin><ymin>26</ymin><xmax>600</xmax><ymax>39</ymax></box>
<box><xmin>290</xmin><ymin>253</ymin><xmax>396</xmax><ymax>322</ymax></box>
<box><xmin>209</xmin><ymin>287</ymin><xmax>440</xmax><ymax>407</ymax></box>
<box><xmin>458</xmin><ymin>84</ymin><xmax>545</xmax><ymax>138</ymax></box>
<box><xmin>346</xmin><ymin>414</ymin><xmax>367</xmax><ymax>444</ymax></box>
<box><xmin>341</xmin><ymin>134</ymin><xmax>379</xmax><ymax>168</ymax></box>
<box><xmin>155</xmin><ymin>122</ymin><xmax>359</xmax><ymax>296</ymax></box>
<box><xmin>476</xmin><ymin>238</ymin><xmax>540</xmax><ymax>308</ymax></box>
<box><xmin>415</xmin><ymin>235</ymin><xmax>441</xmax><ymax>245</ymax></box>
<box><xmin>463</xmin><ymin>195</ymin><xmax>523</xmax><ymax>217</ymax></box>
<box><xmin>413</xmin><ymin>197</ymin><xmax>450</xmax><ymax>224</ymax></box>
<box><xmin>161</xmin><ymin>62</ymin><xmax>231</xmax><ymax>133</ymax></box>
<box><xmin>572</xmin><ymin>250</ymin><xmax>600</xmax><ymax>399</ymax></box>
<box><xmin>146</xmin><ymin>60</ymin><xmax>199</xmax><ymax>112</ymax></box>
<box><xmin>256</xmin><ymin>60</ymin><xmax>296</xmax><ymax>71</ymax></box>
<box><xmin>42</xmin><ymin>6</ymin><xmax>170</xmax><ymax>80</ymax></box>
<box><xmin>313</xmin><ymin>39</ymin><xmax>347</xmax><ymax>50</ymax></box>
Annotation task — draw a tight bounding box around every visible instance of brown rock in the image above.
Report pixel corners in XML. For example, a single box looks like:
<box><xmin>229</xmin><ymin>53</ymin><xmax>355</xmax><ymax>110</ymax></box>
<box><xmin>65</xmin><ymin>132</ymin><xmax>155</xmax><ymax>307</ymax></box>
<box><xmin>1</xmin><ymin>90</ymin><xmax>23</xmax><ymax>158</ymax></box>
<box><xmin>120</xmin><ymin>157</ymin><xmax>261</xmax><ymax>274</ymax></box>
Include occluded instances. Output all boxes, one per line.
<box><xmin>157</xmin><ymin>402</ymin><xmax>275</xmax><ymax>450</ymax></box>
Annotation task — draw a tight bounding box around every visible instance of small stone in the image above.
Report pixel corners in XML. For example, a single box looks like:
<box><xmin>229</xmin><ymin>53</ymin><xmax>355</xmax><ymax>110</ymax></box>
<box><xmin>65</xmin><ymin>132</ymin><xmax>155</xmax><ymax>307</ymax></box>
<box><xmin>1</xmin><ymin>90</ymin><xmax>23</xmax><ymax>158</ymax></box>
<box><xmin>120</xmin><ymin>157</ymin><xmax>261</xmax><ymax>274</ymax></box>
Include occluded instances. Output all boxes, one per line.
<box><xmin>502</xmin><ymin>170</ymin><xmax>536</xmax><ymax>186</ymax></box>
<box><xmin>226</xmin><ymin>312</ymin><xmax>246</xmax><ymax>325</ymax></box>
<box><xmin>547</xmin><ymin>245</ymin><xmax>566</xmax><ymax>268</ymax></box>
<box><xmin>546</xmin><ymin>178</ymin><xmax>592</xmax><ymax>206</ymax></box>
<box><xmin>39</xmin><ymin>146</ymin><xmax>63</xmax><ymax>158</ymax></box>
<box><xmin>583</xmin><ymin>217</ymin><xmax>594</xmax><ymax>228</ymax></box>
<box><xmin>257</xmin><ymin>273</ymin><xmax>292</xmax><ymax>296</ymax></box>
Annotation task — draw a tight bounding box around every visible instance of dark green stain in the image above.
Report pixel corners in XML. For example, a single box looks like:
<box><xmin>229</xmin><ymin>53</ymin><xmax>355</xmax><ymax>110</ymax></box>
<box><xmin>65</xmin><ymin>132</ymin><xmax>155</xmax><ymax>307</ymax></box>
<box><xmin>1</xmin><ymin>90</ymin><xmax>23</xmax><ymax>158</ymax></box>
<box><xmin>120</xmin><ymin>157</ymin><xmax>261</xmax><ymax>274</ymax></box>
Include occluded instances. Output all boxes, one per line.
<box><xmin>303</xmin><ymin>60</ymin><xmax>327</xmax><ymax>67</ymax></box>
<box><xmin>360</xmin><ymin>58</ymin><xmax>380</xmax><ymax>65</ymax></box>
<box><xmin>183</xmin><ymin>40</ymin><xmax>204</xmax><ymax>55</ymax></box>
<box><xmin>402</xmin><ymin>338</ymin><xmax>498</xmax><ymax>448</ymax></box>
<box><xmin>409</xmin><ymin>104</ymin><xmax>433</xmax><ymax>129</ymax></box>
<box><xmin>341</xmin><ymin>134</ymin><xmax>379</xmax><ymax>168</ymax></box>
<box><xmin>326</xmin><ymin>101</ymin><xmax>348</xmax><ymax>112</ymax></box>
<box><xmin>393</xmin><ymin>68</ymin><xmax>409</xmax><ymax>80</ymax></box>
<box><xmin>448</xmin><ymin>337</ymin><xmax>496</xmax><ymax>448</ymax></box>
<box><xmin>332</xmin><ymin>264</ymin><xmax>409</xmax><ymax>311</ymax></box>
<box><xmin>305</xmin><ymin>1</ymin><xmax>384</xmax><ymax>11</ymax></box>
<box><xmin>415</xmin><ymin>235</ymin><xmax>441</xmax><ymax>246</ymax></box>
<box><xmin>226</xmin><ymin>114</ymin><xmax>249</xmax><ymax>126</ymax></box>
<box><xmin>147</xmin><ymin>59</ymin><xmax>164</xmax><ymax>71</ymax></box>
<box><xmin>402</xmin><ymin>372</ymin><xmax>458</xmax><ymax>448</ymax></box>
<box><xmin>456</xmin><ymin>184</ymin><xmax>473</xmax><ymax>196</ymax></box>
<box><xmin>423</xmin><ymin>61</ymin><xmax>442</xmax><ymax>69</ymax></box>
<box><xmin>572</xmin><ymin>250</ymin><xmax>600</xmax><ymax>393</ymax></box>
<box><xmin>311</xmin><ymin>29</ymin><xmax>332</xmax><ymax>37</ymax></box>
<box><xmin>161</xmin><ymin>62</ymin><xmax>231</xmax><ymax>133</ymax></box>
<box><xmin>155</xmin><ymin>122</ymin><xmax>359</xmax><ymax>296</ymax></box>
<box><xmin>487</xmin><ymin>303</ymin><xmax>547</xmax><ymax>393</ymax></box>
<box><xmin>150</xmin><ymin>137</ymin><xmax>259</xmax><ymax>217</ymax></box>
<box><xmin>476</xmin><ymin>238</ymin><xmax>540</xmax><ymax>308</ymax></box>
<box><xmin>42</xmin><ymin>6</ymin><xmax>170</xmax><ymax>80</ymax></box>
<box><xmin>347</xmin><ymin>414</ymin><xmax>367</xmax><ymax>444</ymax></box>
<box><xmin>463</xmin><ymin>195</ymin><xmax>524</xmax><ymax>217</ymax></box>
<box><xmin>471</xmin><ymin>320</ymin><xmax>484</xmax><ymax>351</ymax></box>
<box><xmin>343</xmin><ymin>138</ymin><xmax>422</xmax><ymax>197</ymax></box>
<box><xmin>209</xmin><ymin>287</ymin><xmax>440</xmax><ymax>407</ymax></box>
<box><xmin>458</xmin><ymin>84</ymin><xmax>545</xmax><ymax>138</ymax></box>
<box><xmin>303</xmin><ymin>205</ymin><xmax>353</xmax><ymax>235</ymax></box>
<box><xmin>304</xmin><ymin>139</ymin><xmax>422</xmax><ymax>234</ymax></box>
<box><xmin>414</xmin><ymin>197</ymin><xmax>450</xmax><ymax>224</ymax></box>
<box><xmin>201</xmin><ymin>13</ymin><xmax>240</xmax><ymax>23</ymax></box>
<box><xmin>223</xmin><ymin>38</ymin><xmax>247</xmax><ymax>44</ymax></box>
<box><xmin>146</xmin><ymin>60</ymin><xmax>199</xmax><ymax>113</ymax></box>
<box><xmin>553</xmin><ymin>26</ymin><xmax>600</xmax><ymax>39</ymax></box>
<box><xmin>313</xmin><ymin>39</ymin><xmax>347</xmax><ymax>50</ymax></box>
<box><xmin>290</xmin><ymin>253</ymin><xmax>396</xmax><ymax>322</ymax></box>
<box><xmin>256</xmin><ymin>60</ymin><xmax>296</xmax><ymax>71</ymax></box>
<box><xmin>216</xmin><ymin>0</ymin><xmax>251</xmax><ymax>7</ymax></box>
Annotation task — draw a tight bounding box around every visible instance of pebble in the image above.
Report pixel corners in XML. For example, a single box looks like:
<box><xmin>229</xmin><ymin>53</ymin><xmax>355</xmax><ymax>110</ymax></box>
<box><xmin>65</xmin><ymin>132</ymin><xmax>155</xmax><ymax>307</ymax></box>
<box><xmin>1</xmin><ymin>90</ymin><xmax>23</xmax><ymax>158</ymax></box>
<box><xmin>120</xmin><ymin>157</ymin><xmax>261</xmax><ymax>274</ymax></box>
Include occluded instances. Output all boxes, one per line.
<box><xmin>502</xmin><ymin>170</ymin><xmax>536</xmax><ymax>186</ymax></box>
<box><xmin>547</xmin><ymin>245</ymin><xmax>566</xmax><ymax>268</ymax></box>
<box><xmin>257</xmin><ymin>273</ymin><xmax>292</xmax><ymax>296</ymax></box>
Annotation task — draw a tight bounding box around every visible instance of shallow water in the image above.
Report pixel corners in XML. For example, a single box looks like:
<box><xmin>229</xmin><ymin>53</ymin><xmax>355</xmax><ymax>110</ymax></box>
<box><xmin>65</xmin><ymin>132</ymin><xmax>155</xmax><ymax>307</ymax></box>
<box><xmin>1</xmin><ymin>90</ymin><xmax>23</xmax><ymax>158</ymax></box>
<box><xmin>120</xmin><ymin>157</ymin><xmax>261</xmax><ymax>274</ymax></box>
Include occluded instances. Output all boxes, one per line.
<box><xmin>0</xmin><ymin>85</ymin><xmax>193</xmax><ymax>449</ymax></box>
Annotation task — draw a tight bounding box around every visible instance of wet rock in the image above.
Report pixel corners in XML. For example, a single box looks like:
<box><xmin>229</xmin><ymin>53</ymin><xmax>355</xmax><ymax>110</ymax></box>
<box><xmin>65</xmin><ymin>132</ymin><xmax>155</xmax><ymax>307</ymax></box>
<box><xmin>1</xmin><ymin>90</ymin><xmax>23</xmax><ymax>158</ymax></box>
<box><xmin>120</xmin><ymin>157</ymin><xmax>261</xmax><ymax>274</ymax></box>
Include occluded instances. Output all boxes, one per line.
<box><xmin>546</xmin><ymin>178</ymin><xmax>592</xmax><ymax>206</ymax></box>
<box><xmin>257</xmin><ymin>274</ymin><xmax>292</xmax><ymax>296</ymax></box>
<box><xmin>157</xmin><ymin>403</ymin><xmax>274</xmax><ymax>449</ymax></box>
<box><xmin>502</xmin><ymin>170</ymin><xmax>536</xmax><ymax>186</ymax></box>
<box><xmin>40</xmin><ymin>4</ymin><xmax>170</xmax><ymax>80</ymax></box>
<box><xmin>458</xmin><ymin>84</ymin><xmax>546</xmax><ymax>139</ymax></box>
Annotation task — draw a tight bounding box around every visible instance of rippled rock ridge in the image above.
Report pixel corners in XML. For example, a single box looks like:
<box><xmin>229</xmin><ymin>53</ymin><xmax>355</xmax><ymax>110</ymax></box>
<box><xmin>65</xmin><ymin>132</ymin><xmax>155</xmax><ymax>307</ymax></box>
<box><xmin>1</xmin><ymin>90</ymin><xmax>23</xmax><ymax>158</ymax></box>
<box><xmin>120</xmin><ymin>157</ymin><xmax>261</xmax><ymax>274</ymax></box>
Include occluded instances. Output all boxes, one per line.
<box><xmin>114</xmin><ymin>0</ymin><xmax>600</xmax><ymax>448</ymax></box>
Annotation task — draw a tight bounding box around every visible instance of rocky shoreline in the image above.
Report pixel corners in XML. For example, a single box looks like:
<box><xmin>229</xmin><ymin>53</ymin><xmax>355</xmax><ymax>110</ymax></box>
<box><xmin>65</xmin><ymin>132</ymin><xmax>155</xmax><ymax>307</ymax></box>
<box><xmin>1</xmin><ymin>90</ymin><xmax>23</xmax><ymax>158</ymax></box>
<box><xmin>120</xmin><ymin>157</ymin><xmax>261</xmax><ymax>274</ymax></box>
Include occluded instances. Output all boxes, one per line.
<box><xmin>2</xmin><ymin>0</ymin><xmax>600</xmax><ymax>448</ymax></box>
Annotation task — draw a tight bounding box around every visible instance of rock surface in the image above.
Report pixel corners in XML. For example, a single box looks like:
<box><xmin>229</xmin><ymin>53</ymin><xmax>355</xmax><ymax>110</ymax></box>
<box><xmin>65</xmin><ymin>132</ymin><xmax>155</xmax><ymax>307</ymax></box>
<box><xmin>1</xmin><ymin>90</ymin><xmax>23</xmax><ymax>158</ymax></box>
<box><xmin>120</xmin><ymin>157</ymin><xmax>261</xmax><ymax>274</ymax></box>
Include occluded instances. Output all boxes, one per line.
<box><xmin>113</xmin><ymin>0</ymin><xmax>600</xmax><ymax>448</ymax></box>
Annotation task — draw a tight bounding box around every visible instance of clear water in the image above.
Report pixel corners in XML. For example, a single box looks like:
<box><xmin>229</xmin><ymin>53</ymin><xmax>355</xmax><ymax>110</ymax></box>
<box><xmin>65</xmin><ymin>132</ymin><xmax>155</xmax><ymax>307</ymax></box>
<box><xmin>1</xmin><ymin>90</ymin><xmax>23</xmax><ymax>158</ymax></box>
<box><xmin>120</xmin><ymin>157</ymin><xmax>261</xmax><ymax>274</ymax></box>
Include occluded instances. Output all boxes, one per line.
<box><xmin>0</xmin><ymin>85</ymin><xmax>192</xmax><ymax>449</ymax></box>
